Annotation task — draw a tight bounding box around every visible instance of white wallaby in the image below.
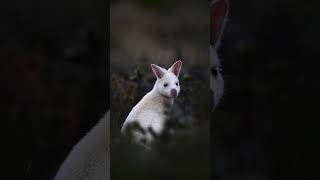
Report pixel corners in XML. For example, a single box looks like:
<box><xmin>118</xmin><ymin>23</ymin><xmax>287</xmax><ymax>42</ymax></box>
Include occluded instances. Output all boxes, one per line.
<box><xmin>53</xmin><ymin>110</ymin><xmax>110</xmax><ymax>180</ymax></box>
<box><xmin>210</xmin><ymin>0</ymin><xmax>229</xmax><ymax>110</ymax></box>
<box><xmin>121</xmin><ymin>60</ymin><xmax>182</xmax><ymax>147</ymax></box>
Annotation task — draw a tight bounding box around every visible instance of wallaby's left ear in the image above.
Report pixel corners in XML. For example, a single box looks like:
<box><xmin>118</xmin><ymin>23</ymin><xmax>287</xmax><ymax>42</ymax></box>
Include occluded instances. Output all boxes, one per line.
<box><xmin>168</xmin><ymin>60</ymin><xmax>182</xmax><ymax>77</ymax></box>
<box><xmin>151</xmin><ymin>64</ymin><xmax>167</xmax><ymax>79</ymax></box>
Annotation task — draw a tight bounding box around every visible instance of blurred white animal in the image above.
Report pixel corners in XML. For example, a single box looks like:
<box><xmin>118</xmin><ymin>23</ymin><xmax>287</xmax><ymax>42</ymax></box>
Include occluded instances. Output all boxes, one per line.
<box><xmin>210</xmin><ymin>0</ymin><xmax>229</xmax><ymax>110</ymax></box>
<box><xmin>121</xmin><ymin>60</ymin><xmax>182</xmax><ymax>147</ymax></box>
<box><xmin>53</xmin><ymin>111</ymin><xmax>109</xmax><ymax>180</ymax></box>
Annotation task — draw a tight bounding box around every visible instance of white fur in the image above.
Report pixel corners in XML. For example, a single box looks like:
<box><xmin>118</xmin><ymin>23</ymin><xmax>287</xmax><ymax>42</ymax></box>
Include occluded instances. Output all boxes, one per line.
<box><xmin>53</xmin><ymin>111</ymin><xmax>110</xmax><ymax>180</ymax></box>
<box><xmin>211</xmin><ymin>45</ymin><xmax>224</xmax><ymax>109</ymax></box>
<box><xmin>121</xmin><ymin>61</ymin><xmax>182</xmax><ymax>146</ymax></box>
<box><xmin>210</xmin><ymin>0</ymin><xmax>229</xmax><ymax>110</ymax></box>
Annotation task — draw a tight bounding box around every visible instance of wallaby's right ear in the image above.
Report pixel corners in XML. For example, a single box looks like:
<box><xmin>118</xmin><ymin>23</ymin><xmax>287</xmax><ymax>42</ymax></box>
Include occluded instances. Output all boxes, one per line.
<box><xmin>168</xmin><ymin>60</ymin><xmax>182</xmax><ymax>77</ymax></box>
<box><xmin>210</xmin><ymin>0</ymin><xmax>229</xmax><ymax>48</ymax></box>
<box><xmin>151</xmin><ymin>64</ymin><xmax>166</xmax><ymax>79</ymax></box>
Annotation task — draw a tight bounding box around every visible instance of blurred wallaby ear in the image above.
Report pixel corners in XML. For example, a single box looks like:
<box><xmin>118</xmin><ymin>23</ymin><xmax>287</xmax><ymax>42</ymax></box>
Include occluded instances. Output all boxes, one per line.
<box><xmin>168</xmin><ymin>60</ymin><xmax>182</xmax><ymax>77</ymax></box>
<box><xmin>151</xmin><ymin>64</ymin><xmax>167</xmax><ymax>79</ymax></box>
<box><xmin>210</xmin><ymin>0</ymin><xmax>229</xmax><ymax>47</ymax></box>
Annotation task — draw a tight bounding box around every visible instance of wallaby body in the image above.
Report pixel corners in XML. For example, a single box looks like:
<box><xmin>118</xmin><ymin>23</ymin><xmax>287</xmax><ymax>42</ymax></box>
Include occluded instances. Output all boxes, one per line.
<box><xmin>210</xmin><ymin>0</ymin><xmax>229</xmax><ymax>110</ymax></box>
<box><xmin>121</xmin><ymin>61</ymin><xmax>182</xmax><ymax>146</ymax></box>
<box><xmin>53</xmin><ymin>111</ymin><xmax>110</xmax><ymax>180</ymax></box>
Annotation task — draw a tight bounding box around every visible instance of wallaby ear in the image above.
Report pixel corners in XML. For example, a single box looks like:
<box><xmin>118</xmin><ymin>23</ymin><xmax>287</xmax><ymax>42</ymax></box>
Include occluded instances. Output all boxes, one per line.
<box><xmin>210</xmin><ymin>0</ymin><xmax>229</xmax><ymax>47</ymax></box>
<box><xmin>151</xmin><ymin>64</ymin><xmax>166</xmax><ymax>79</ymax></box>
<box><xmin>168</xmin><ymin>60</ymin><xmax>182</xmax><ymax>77</ymax></box>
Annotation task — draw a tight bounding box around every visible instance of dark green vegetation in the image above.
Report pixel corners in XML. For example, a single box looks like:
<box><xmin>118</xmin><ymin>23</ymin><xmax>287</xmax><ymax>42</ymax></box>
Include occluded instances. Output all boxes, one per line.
<box><xmin>110</xmin><ymin>0</ymin><xmax>211</xmax><ymax>179</ymax></box>
<box><xmin>111</xmin><ymin>68</ymin><xmax>211</xmax><ymax>180</ymax></box>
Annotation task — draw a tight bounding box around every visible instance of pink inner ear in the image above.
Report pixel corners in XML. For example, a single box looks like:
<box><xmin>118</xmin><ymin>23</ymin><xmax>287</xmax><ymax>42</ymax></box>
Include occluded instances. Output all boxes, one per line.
<box><xmin>151</xmin><ymin>64</ymin><xmax>162</xmax><ymax>78</ymax></box>
<box><xmin>172</xmin><ymin>61</ymin><xmax>182</xmax><ymax>76</ymax></box>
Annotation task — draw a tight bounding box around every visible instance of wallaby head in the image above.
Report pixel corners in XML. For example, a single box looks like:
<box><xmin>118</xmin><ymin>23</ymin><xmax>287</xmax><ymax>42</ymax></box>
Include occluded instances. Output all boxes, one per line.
<box><xmin>210</xmin><ymin>0</ymin><xmax>229</xmax><ymax>110</ymax></box>
<box><xmin>151</xmin><ymin>60</ymin><xmax>182</xmax><ymax>99</ymax></box>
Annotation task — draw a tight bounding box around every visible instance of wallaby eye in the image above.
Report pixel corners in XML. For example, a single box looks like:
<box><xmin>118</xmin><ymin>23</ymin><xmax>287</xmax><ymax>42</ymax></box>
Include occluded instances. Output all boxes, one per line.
<box><xmin>164</xmin><ymin>83</ymin><xmax>168</xmax><ymax>87</ymax></box>
<box><xmin>176</xmin><ymin>82</ymin><xmax>179</xmax><ymax>86</ymax></box>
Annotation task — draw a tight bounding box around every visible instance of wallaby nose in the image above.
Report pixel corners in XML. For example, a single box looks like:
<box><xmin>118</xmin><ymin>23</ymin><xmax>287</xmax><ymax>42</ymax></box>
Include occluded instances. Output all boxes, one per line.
<box><xmin>171</xmin><ymin>89</ymin><xmax>177</xmax><ymax>98</ymax></box>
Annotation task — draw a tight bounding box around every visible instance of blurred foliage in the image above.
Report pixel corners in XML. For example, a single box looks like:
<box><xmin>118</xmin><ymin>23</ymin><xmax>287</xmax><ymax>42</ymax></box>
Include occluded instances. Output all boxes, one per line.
<box><xmin>111</xmin><ymin>68</ymin><xmax>211</xmax><ymax>179</ymax></box>
<box><xmin>110</xmin><ymin>0</ymin><xmax>210</xmax><ymax>179</ymax></box>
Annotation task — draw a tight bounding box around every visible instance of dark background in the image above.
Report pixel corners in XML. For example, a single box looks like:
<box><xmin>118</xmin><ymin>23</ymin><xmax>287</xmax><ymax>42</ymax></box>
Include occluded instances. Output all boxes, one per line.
<box><xmin>1</xmin><ymin>0</ymin><xmax>107</xmax><ymax>179</ymax></box>
<box><xmin>1</xmin><ymin>0</ymin><xmax>319</xmax><ymax>179</ymax></box>
<box><xmin>214</xmin><ymin>0</ymin><xmax>320</xmax><ymax>179</ymax></box>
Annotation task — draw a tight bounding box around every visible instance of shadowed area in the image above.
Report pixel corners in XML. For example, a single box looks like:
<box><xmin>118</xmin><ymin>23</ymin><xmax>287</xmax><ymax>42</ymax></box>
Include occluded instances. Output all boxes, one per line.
<box><xmin>213</xmin><ymin>0</ymin><xmax>320</xmax><ymax>179</ymax></box>
<box><xmin>1</xmin><ymin>0</ymin><xmax>107</xmax><ymax>179</ymax></box>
